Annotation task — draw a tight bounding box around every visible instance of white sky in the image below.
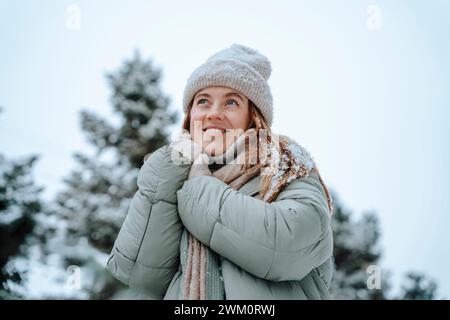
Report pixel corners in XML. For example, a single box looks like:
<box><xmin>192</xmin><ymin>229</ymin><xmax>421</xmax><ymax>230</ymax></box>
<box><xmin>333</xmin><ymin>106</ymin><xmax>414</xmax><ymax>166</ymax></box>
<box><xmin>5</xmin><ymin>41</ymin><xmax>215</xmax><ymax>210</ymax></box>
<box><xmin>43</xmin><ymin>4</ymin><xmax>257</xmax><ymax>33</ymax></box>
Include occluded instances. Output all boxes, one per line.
<box><xmin>1</xmin><ymin>0</ymin><xmax>449</xmax><ymax>298</ymax></box>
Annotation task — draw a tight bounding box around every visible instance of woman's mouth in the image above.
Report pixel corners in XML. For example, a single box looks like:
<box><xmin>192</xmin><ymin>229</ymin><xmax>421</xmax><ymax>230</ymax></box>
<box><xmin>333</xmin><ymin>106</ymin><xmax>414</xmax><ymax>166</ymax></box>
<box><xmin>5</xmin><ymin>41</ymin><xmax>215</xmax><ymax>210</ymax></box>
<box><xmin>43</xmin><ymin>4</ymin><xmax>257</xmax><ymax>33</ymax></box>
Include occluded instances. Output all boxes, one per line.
<box><xmin>203</xmin><ymin>127</ymin><xmax>226</xmax><ymax>135</ymax></box>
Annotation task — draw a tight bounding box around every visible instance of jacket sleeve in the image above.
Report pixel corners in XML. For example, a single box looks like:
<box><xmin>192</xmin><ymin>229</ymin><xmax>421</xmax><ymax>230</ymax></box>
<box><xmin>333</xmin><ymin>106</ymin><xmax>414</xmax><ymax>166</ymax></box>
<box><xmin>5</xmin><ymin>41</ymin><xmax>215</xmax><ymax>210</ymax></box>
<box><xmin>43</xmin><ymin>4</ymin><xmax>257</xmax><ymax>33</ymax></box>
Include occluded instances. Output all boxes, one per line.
<box><xmin>176</xmin><ymin>171</ymin><xmax>333</xmax><ymax>282</ymax></box>
<box><xmin>106</xmin><ymin>145</ymin><xmax>190</xmax><ymax>299</ymax></box>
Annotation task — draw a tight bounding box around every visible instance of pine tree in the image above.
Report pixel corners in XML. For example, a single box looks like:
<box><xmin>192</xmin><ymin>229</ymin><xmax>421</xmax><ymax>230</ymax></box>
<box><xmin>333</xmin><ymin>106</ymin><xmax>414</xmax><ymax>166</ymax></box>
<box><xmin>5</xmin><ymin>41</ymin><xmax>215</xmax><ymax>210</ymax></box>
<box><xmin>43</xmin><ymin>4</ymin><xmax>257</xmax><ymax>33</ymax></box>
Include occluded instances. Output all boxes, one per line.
<box><xmin>2</xmin><ymin>50</ymin><xmax>178</xmax><ymax>299</ymax></box>
<box><xmin>397</xmin><ymin>272</ymin><xmax>438</xmax><ymax>300</ymax></box>
<box><xmin>330</xmin><ymin>192</ymin><xmax>390</xmax><ymax>299</ymax></box>
<box><xmin>0</xmin><ymin>153</ymin><xmax>43</xmax><ymax>299</ymax></box>
<box><xmin>329</xmin><ymin>192</ymin><xmax>440</xmax><ymax>300</ymax></box>
<box><xmin>51</xmin><ymin>50</ymin><xmax>178</xmax><ymax>299</ymax></box>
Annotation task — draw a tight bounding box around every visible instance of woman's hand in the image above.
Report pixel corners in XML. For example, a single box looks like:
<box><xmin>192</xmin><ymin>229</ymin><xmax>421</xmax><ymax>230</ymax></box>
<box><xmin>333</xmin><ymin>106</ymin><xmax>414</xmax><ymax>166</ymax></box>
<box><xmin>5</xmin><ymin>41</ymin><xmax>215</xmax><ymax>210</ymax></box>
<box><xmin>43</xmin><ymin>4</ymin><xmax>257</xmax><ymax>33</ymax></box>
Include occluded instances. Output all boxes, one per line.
<box><xmin>170</xmin><ymin>129</ymin><xmax>213</xmax><ymax>179</ymax></box>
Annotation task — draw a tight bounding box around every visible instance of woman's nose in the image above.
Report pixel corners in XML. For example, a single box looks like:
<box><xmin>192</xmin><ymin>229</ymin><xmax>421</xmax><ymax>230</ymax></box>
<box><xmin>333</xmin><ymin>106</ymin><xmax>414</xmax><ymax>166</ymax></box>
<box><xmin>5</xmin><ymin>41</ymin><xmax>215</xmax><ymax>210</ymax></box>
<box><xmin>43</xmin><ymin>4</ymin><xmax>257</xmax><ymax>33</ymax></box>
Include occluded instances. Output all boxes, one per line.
<box><xmin>206</xmin><ymin>104</ymin><xmax>224</xmax><ymax>121</ymax></box>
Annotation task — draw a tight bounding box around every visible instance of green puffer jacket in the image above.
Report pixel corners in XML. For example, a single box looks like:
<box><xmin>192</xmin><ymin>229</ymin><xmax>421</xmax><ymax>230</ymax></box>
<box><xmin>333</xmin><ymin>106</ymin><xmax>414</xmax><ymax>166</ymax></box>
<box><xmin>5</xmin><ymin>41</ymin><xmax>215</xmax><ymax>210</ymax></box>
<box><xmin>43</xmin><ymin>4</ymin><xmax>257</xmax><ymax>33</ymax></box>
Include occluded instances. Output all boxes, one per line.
<box><xmin>106</xmin><ymin>144</ymin><xmax>334</xmax><ymax>299</ymax></box>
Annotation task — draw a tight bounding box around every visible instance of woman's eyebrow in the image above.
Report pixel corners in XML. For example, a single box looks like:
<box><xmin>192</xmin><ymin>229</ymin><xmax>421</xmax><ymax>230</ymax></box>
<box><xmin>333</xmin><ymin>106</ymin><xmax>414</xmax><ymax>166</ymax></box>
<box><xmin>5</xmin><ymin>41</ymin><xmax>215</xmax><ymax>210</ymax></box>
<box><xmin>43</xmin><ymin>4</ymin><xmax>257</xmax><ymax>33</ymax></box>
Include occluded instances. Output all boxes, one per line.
<box><xmin>195</xmin><ymin>93</ymin><xmax>211</xmax><ymax>99</ymax></box>
<box><xmin>224</xmin><ymin>92</ymin><xmax>244</xmax><ymax>101</ymax></box>
<box><xmin>195</xmin><ymin>92</ymin><xmax>244</xmax><ymax>101</ymax></box>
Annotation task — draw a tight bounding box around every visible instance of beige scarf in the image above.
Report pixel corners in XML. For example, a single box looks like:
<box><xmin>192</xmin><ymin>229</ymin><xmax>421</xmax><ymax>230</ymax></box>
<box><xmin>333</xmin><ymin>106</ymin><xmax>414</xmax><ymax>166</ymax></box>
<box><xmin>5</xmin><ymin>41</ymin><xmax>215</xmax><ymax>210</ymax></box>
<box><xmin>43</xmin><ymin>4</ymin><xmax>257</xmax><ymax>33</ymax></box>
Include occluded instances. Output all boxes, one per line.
<box><xmin>178</xmin><ymin>129</ymin><xmax>333</xmax><ymax>299</ymax></box>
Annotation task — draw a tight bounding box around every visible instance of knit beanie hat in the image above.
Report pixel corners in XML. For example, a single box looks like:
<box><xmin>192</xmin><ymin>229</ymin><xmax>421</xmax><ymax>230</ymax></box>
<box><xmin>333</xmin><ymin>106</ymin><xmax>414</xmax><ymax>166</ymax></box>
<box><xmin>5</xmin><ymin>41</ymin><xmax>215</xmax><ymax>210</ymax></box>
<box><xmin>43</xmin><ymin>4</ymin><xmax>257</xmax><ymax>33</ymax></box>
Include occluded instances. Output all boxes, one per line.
<box><xmin>182</xmin><ymin>44</ymin><xmax>274</xmax><ymax>126</ymax></box>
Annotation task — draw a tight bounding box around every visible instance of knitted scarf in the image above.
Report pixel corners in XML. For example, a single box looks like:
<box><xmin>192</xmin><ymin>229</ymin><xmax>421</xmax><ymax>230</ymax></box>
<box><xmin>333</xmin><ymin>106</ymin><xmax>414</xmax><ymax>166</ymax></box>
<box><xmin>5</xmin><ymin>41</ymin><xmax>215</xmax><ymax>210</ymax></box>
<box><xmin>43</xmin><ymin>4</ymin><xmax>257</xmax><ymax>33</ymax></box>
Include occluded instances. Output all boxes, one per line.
<box><xmin>171</xmin><ymin>129</ymin><xmax>333</xmax><ymax>300</ymax></box>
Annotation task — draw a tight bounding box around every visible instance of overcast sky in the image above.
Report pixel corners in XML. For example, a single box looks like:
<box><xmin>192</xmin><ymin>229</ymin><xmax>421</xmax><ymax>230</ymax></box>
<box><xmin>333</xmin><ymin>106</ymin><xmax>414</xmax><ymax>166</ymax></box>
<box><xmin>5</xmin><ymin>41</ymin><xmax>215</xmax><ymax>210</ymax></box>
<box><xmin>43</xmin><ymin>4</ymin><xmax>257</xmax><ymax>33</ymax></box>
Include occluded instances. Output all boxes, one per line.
<box><xmin>1</xmin><ymin>0</ymin><xmax>449</xmax><ymax>297</ymax></box>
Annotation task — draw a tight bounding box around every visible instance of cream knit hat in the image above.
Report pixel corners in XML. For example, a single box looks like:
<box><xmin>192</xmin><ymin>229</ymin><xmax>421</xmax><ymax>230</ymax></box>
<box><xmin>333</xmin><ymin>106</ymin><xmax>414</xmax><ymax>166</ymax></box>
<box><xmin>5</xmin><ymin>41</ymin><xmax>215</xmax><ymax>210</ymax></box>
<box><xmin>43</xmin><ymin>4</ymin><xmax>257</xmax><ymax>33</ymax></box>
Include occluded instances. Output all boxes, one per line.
<box><xmin>182</xmin><ymin>44</ymin><xmax>274</xmax><ymax>126</ymax></box>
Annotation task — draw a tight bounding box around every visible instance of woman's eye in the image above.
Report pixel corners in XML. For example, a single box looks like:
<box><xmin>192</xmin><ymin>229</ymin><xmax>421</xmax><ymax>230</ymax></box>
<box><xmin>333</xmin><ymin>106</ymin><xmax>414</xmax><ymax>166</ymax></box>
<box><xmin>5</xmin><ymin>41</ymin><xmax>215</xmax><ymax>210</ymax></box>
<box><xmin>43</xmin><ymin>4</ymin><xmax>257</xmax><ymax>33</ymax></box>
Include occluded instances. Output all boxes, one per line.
<box><xmin>197</xmin><ymin>98</ymin><xmax>208</xmax><ymax>105</ymax></box>
<box><xmin>226</xmin><ymin>99</ymin><xmax>238</xmax><ymax>106</ymax></box>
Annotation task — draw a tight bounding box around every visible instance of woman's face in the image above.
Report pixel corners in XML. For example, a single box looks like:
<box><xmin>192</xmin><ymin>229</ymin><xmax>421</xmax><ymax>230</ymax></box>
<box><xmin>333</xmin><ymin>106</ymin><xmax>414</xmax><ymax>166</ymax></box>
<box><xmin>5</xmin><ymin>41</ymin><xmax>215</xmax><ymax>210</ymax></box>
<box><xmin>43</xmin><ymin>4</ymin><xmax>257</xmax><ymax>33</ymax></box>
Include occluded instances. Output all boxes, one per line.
<box><xmin>189</xmin><ymin>86</ymin><xmax>251</xmax><ymax>156</ymax></box>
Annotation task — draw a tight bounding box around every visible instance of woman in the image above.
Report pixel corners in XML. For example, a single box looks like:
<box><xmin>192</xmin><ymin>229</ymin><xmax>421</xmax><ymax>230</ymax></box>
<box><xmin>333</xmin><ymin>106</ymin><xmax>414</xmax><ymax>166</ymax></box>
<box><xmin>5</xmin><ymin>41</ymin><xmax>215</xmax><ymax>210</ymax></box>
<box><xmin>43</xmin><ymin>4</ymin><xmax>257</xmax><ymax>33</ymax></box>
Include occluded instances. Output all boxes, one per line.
<box><xmin>106</xmin><ymin>44</ymin><xmax>334</xmax><ymax>300</ymax></box>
